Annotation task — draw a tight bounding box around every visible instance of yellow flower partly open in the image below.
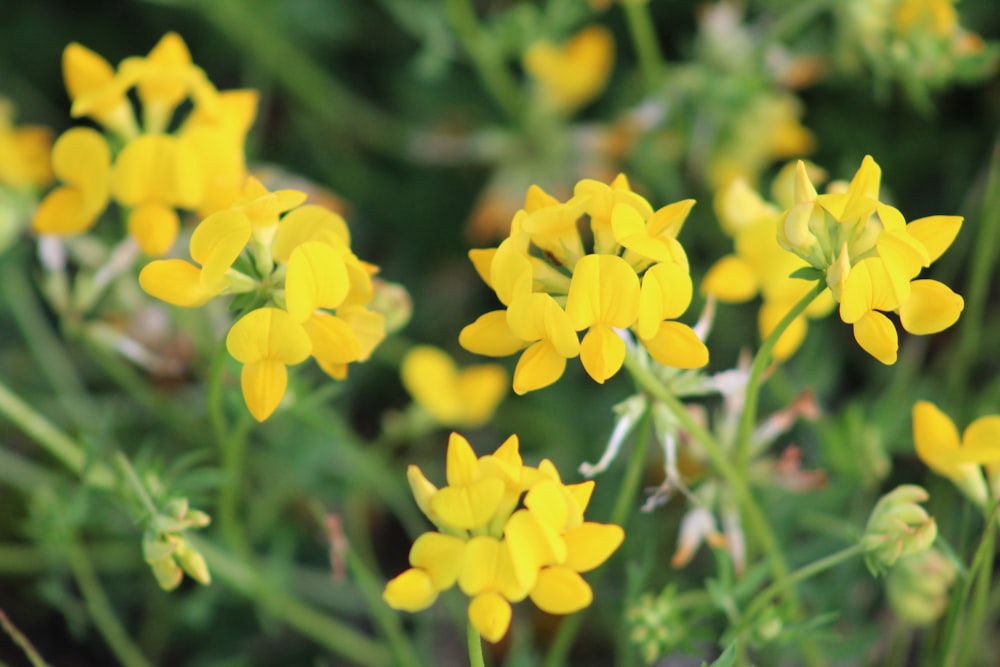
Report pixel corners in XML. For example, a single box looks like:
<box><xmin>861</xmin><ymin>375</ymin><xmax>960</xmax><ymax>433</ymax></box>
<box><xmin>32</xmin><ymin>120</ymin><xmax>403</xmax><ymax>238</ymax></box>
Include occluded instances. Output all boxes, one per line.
<box><xmin>384</xmin><ymin>433</ymin><xmax>624</xmax><ymax>642</ymax></box>
<box><xmin>401</xmin><ymin>345</ymin><xmax>507</xmax><ymax>428</ymax></box>
<box><xmin>523</xmin><ymin>26</ymin><xmax>614</xmax><ymax>115</ymax></box>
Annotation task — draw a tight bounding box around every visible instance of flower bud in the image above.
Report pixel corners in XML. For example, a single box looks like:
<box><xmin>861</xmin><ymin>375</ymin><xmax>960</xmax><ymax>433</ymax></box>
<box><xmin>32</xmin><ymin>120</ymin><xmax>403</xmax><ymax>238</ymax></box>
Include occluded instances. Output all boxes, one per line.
<box><xmin>886</xmin><ymin>548</ymin><xmax>957</xmax><ymax>626</ymax></box>
<box><xmin>862</xmin><ymin>485</ymin><xmax>937</xmax><ymax>575</ymax></box>
<box><xmin>626</xmin><ymin>588</ymin><xmax>685</xmax><ymax>665</ymax></box>
<box><xmin>174</xmin><ymin>537</ymin><xmax>212</xmax><ymax>585</ymax></box>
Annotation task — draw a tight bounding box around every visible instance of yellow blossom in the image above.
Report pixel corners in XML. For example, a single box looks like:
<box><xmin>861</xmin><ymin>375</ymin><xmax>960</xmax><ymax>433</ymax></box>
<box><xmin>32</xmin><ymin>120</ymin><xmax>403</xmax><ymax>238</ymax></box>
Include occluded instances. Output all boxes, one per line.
<box><xmin>401</xmin><ymin>345</ymin><xmax>508</xmax><ymax>428</ymax></box>
<box><xmin>523</xmin><ymin>26</ymin><xmax>615</xmax><ymax>115</ymax></box>
<box><xmin>461</xmin><ymin>177</ymin><xmax>707</xmax><ymax>393</ymax></box>
<box><xmin>0</xmin><ymin>100</ymin><xmax>53</xmax><ymax>190</ymax></box>
<box><xmin>32</xmin><ymin>127</ymin><xmax>111</xmax><ymax>236</ymax></box>
<box><xmin>384</xmin><ymin>433</ymin><xmax>623</xmax><ymax>642</ymax></box>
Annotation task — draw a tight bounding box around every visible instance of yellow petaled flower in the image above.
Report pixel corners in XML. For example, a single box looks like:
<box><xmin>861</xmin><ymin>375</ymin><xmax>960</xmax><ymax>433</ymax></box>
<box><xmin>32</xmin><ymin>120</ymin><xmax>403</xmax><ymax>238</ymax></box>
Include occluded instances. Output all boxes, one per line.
<box><xmin>776</xmin><ymin>156</ymin><xmax>963</xmax><ymax>364</ymax></box>
<box><xmin>383</xmin><ymin>433</ymin><xmax>624</xmax><ymax>642</ymax></box>
<box><xmin>140</xmin><ymin>179</ymin><xmax>386</xmax><ymax>421</ymax></box>
<box><xmin>523</xmin><ymin>26</ymin><xmax>615</xmax><ymax>114</ymax></box>
<box><xmin>460</xmin><ymin>176</ymin><xmax>708</xmax><ymax>394</ymax></box>
<box><xmin>702</xmin><ymin>167</ymin><xmax>835</xmax><ymax>360</ymax></box>
<box><xmin>401</xmin><ymin>345</ymin><xmax>508</xmax><ymax>428</ymax></box>
<box><xmin>37</xmin><ymin>33</ymin><xmax>256</xmax><ymax>256</ymax></box>
<box><xmin>912</xmin><ymin>401</ymin><xmax>1000</xmax><ymax>508</ymax></box>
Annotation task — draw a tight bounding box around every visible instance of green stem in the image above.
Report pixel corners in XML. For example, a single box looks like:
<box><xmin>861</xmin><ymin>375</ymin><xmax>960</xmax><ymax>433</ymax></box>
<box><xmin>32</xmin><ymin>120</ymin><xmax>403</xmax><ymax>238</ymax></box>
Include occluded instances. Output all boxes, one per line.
<box><xmin>207</xmin><ymin>339</ymin><xmax>230</xmax><ymax>451</ymax></box>
<box><xmin>218</xmin><ymin>415</ymin><xmax>255</xmax><ymax>555</ymax></box>
<box><xmin>345</xmin><ymin>546</ymin><xmax>424</xmax><ymax>667</ymax></box>
<box><xmin>0</xmin><ymin>379</ymin><xmax>114</xmax><ymax>489</ymax></box>
<box><xmin>739</xmin><ymin>543</ymin><xmax>864</xmax><ymax>630</ymax></box>
<box><xmin>737</xmin><ymin>281</ymin><xmax>826</xmax><ymax>470</ymax></box>
<box><xmin>622</xmin><ymin>0</ymin><xmax>664</xmax><ymax>90</ymax></box>
<box><xmin>445</xmin><ymin>0</ymin><xmax>522</xmax><ymax>121</ymax></box>
<box><xmin>66</xmin><ymin>541</ymin><xmax>155</xmax><ymax>667</ymax></box>
<box><xmin>542</xmin><ymin>410</ymin><xmax>653</xmax><ymax>667</ymax></box>
<box><xmin>114</xmin><ymin>452</ymin><xmax>159</xmax><ymax>517</ymax></box>
<box><xmin>190</xmin><ymin>536</ymin><xmax>393</xmax><ymax>667</ymax></box>
<box><xmin>0</xmin><ymin>608</ymin><xmax>51</xmax><ymax>667</ymax></box>
<box><xmin>947</xmin><ymin>139</ymin><xmax>1000</xmax><ymax>395</ymax></box>
<box><xmin>467</xmin><ymin>621</ymin><xmax>485</xmax><ymax>667</ymax></box>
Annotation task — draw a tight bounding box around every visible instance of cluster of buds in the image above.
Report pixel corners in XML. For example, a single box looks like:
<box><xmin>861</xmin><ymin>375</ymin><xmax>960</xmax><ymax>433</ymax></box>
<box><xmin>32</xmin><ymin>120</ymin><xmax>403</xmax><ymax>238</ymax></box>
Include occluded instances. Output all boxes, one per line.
<box><xmin>626</xmin><ymin>586</ymin><xmax>687</xmax><ymax>664</ymax></box>
<box><xmin>886</xmin><ymin>547</ymin><xmax>957</xmax><ymax>626</ymax></box>
<box><xmin>141</xmin><ymin>498</ymin><xmax>211</xmax><ymax>591</ymax></box>
<box><xmin>383</xmin><ymin>433</ymin><xmax>623</xmax><ymax>642</ymax></box>
<box><xmin>861</xmin><ymin>485</ymin><xmax>937</xmax><ymax>575</ymax></box>
<box><xmin>460</xmin><ymin>175</ymin><xmax>708</xmax><ymax>394</ymax></box>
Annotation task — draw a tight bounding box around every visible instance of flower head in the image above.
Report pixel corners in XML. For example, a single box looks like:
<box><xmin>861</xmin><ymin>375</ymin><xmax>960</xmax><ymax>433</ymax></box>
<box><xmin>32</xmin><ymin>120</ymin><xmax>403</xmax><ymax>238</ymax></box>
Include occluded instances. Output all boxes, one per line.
<box><xmin>461</xmin><ymin>176</ymin><xmax>708</xmax><ymax>393</ymax></box>
<box><xmin>384</xmin><ymin>433</ymin><xmax>623</xmax><ymax>642</ymax></box>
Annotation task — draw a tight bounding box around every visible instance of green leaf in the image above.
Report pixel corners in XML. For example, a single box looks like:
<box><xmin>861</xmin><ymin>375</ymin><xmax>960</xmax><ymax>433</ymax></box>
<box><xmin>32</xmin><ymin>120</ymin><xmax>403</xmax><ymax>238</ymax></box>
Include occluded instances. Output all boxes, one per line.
<box><xmin>700</xmin><ymin>643</ymin><xmax>737</xmax><ymax>667</ymax></box>
<box><xmin>788</xmin><ymin>267</ymin><xmax>825</xmax><ymax>282</ymax></box>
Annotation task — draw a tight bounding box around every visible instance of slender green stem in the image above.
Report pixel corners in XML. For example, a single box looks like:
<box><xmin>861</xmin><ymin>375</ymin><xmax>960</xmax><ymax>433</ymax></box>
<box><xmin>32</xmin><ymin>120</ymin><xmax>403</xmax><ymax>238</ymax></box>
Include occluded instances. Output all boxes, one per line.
<box><xmin>938</xmin><ymin>500</ymin><xmax>999</xmax><ymax>664</ymax></box>
<box><xmin>467</xmin><ymin>621</ymin><xmax>485</xmax><ymax>667</ymax></box>
<box><xmin>622</xmin><ymin>0</ymin><xmax>664</xmax><ymax>90</ymax></box>
<box><xmin>445</xmin><ymin>0</ymin><xmax>522</xmax><ymax>121</ymax></box>
<box><xmin>542</xmin><ymin>410</ymin><xmax>653</xmax><ymax>667</ymax></box>
<box><xmin>737</xmin><ymin>281</ymin><xmax>826</xmax><ymax>470</ymax></box>
<box><xmin>0</xmin><ymin>379</ymin><xmax>114</xmax><ymax>489</ymax></box>
<box><xmin>190</xmin><ymin>536</ymin><xmax>393</xmax><ymax>667</ymax></box>
<box><xmin>114</xmin><ymin>452</ymin><xmax>159</xmax><ymax>517</ymax></box>
<box><xmin>0</xmin><ymin>608</ymin><xmax>51</xmax><ymax>667</ymax></box>
<box><xmin>207</xmin><ymin>339</ymin><xmax>230</xmax><ymax>451</ymax></box>
<box><xmin>345</xmin><ymin>545</ymin><xmax>424</xmax><ymax>667</ymax></box>
<box><xmin>947</xmin><ymin>139</ymin><xmax>1000</xmax><ymax>395</ymax></box>
<box><xmin>218</xmin><ymin>415</ymin><xmax>255</xmax><ymax>555</ymax></box>
<box><xmin>66</xmin><ymin>541</ymin><xmax>155</xmax><ymax>667</ymax></box>
<box><xmin>739</xmin><ymin>543</ymin><xmax>864</xmax><ymax>630</ymax></box>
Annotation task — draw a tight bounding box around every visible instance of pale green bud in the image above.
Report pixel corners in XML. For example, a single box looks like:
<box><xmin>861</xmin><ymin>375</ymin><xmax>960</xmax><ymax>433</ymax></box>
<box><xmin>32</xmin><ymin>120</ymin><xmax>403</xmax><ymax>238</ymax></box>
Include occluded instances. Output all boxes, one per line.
<box><xmin>626</xmin><ymin>588</ymin><xmax>685</xmax><ymax>665</ymax></box>
<box><xmin>886</xmin><ymin>548</ymin><xmax>957</xmax><ymax>626</ymax></box>
<box><xmin>150</xmin><ymin>555</ymin><xmax>183</xmax><ymax>591</ymax></box>
<box><xmin>862</xmin><ymin>485</ymin><xmax>937</xmax><ymax>575</ymax></box>
<box><xmin>174</xmin><ymin>538</ymin><xmax>211</xmax><ymax>585</ymax></box>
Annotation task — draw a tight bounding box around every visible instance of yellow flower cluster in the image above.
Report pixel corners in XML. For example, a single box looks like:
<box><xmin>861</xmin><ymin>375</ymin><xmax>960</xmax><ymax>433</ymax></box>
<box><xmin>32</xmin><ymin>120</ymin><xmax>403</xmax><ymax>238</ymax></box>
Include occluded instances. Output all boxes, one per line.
<box><xmin>702</xmin><ymin>165</ymin><xmax>835</xmax><ymax>360</ymax></box>
<box><xmin>383</xmin><ymin>433</ymin><xmax>623</xmax><ymax>642</ymax></box>
<box><xmin>460</xmin><ymin>175</ymin><xmax>709</xmax><ymax>394</ymax></box>
<box><xmin>32</xmin><ymin>33</ymin><xmax>257</xmax><ymax>256</ymax></box>
<box><xmin>777</xmin><ymin>156</ymin><xmax>963</xmax><ymax>364</ymax></box>
<box><xmin>140</xmin><ymin>178</ymin><xmax>385</xmax><ymax>421</ymax></box>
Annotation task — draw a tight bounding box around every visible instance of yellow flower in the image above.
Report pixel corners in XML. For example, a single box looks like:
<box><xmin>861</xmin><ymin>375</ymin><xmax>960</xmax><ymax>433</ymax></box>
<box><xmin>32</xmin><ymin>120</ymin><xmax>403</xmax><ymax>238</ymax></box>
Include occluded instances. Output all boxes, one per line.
<box><xmin>913</xmin><ymin>401</ymin><xmax>1000</xmax><ymax>508</ymax></box>
<box><xmin>62</xmin><ymin>42</ymin><xmax>138</xmax><ymax>138</ymax></box>
<box><xmin>401</xmin><ymin>345</ymin><xmax>507</xmax><ymax>428</ymax></box>
<box><xmin>384</xmin><ymin>434</ymin><xmax>623</xmax><ymax>642</ymax></box>
<box><xmin>523</xmin><ymin>26</ymin><xmax>615</xmax><ymax>115</ymax></box>
<box><xmin>461</xmin><ymin>176</ymin><xmax>707</xmax><ymax>393</ymax></box>
<box><xmin>776</xmin><ymin>156</ymin><xmax>963</xmax><ymax>364</ymax></box>
<box><xmin>226</xmin><ymin>307</ymin><xmax>312</xmax><ymax>421</ymax></box>
<box><xmin>702</xmin><ymin>172</ymin><xmax>835</xmax><ymax>360</ymax></box>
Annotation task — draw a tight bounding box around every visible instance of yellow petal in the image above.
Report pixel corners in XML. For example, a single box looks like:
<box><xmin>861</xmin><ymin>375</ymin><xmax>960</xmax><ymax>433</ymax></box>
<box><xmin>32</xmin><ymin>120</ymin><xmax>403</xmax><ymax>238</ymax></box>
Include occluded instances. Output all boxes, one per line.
<box><xmin>128</xmin><ymin>203</ymin><xmax>178</xmax><ymax>257</ymax></box>
<box><xmin>564</xmin><ymin>481</ymin><xmax>594</xmax><ymax>515</ymax></box>
<box><xmin>336</xmin><ymin>305</ymin><xmax>385</xmax><ymax>360</ymax></box>
<box><xmin>272</xmin><ymin>205</ymin><xmax>351</xmax><ymax>263</ymax></box>
<box><xmin>139</xmin><ymin>259</ymin><xmax>219</xmax><ymax>307</ymax></box>
<box><xmin>401</xmin><ymin>345</ymin><xmax>462</xmax><ymax>423</ymax></box>
<box><xmin>638</xmin><ymin>262</ymin><xmax>693</xmax><ymax>339</ymax></box>
<box><xmin>407</xmin><ymin>465</ymin><xmax>438</xmax><ymax>521</ymax></box>
<box><xmin>565</xmin><ymin>254</ymin><xmax>640</xmax><ymax>330</ymax></box>
<box><xmin>639</xmin><ymin>321</ymin><xmax>709</xmax><ymax>369</ymax></box>
<box><xmin>33</xmin><ymin>187</ymin><xmax>93</xmax><ymax>235</ymax></box>
<box><xmin>383</xmin><ymin>568</ymin><xmax>438</xmax><ymax>612</ymax></box>
<box><xmin>507</xmin><ymin>293</ymin><xmax>580</xmax><ymax>358</ymax></box>
<box><xmin>853</xmin><ymin>311</ymin><xmax>898</xmax><ymax>365</ymax></box>
<box><xmin>839</xmin><ymin>260</ymin><xmax>873</xmax><ymax>324</ymax></box>
<box><xmin>460</xmin><ymin>310</ymin><xmax>528</xmax><ymax>357</ymax></box>
<box><xmin>524</xmin><ymin>481</ymin><xmax>570</xmax><ymax>534</ymax></box>
<box><xmin>456</xmin><ymin>365</ymin><xmax>509</xmax><ymax>428</ymax></box>
<box><xmin>759</xmin><ymin>302</ymin><xmax>807</xmax><ymax>361</ymax></box>
<box><xmin>907</xmin><ymin>215</ymin><xmax>962</xmax><ymax>263</ymax></box>
<box><xmin>578</xmin><ymin>324</ymin><xmax>626</xmax><ymax>383</ymax></box>
<box><xmin>240</xmin><ymin>360</ymin><xmax>288</xmax><ymax>422</ymax></box>
<box><xmin>226</xmin><ymin>307</ymin><xmax>312</xmax><ymax>364</ymax></box>
<box><xmin>961</xmin><ymin>416</ymin><xmax>1000</xmax><ymax>464</ymax></box>
<box><xmin>522</xmin><ymin>25</ymin><xmax>614</xmax><ymax>113</ymax></box>
<box><xmin>898</xmin><ymin>280</ymin><xmax>964</xmax><ymax>335</ymax></box>
<box><xmin>302</xmin><ymin>312</ymin><xmax>362</xmax><ymax>364</ymax></box>
<box><xmin>286</xmin><ymin>241</ymin><xmax>349</xmax><ymax>322</ymax></box>
<box><xmin>190</xmin><ymin>208</ymin><xmax>252</xmax><ymax>286</ymax></box>
<box><xmin>529</xmin><ymin>566</ymin><xmax>593</xmax><ymax>615</ymax></box>
<box><xmin>446</xmin><ymin>432</ymin><xmax>480</xmax><ymax>486</ymax></box>
<box><xmin>468</xmin><ymin>591</ymin><xmax>512</xmax><ymax>643</ymax></box>
<box><xmin>562</xmin><ymin>522</ymin><xmax>624</xmax><ymax>572</ymax></box>
<box><xmin>513</xmin><ymin>341</ymin><xmax>567</xmax><ymax>394</ymax></box>
<box><xmin>504</xmin><ymin>509</ymin><xmax>563</xmax><ymax>590</ymax></box>
<box><xmin>701</xmin><ymin>255</ymin><xmax>759</xmax><ymax>303</ymax></box>
<box><xmin>913</xmin><ymin>401</ymin><xmax>961</xmax><ymax>475</ymax></box>
<box><xmin>111</xmin><ymin>134</ymin><xmax>205</xmax><ymax>208</ymax></box>
<box><xmin>409</xmin><ymin>532</ymin><xmax>467</xmax><ymax>591</ymax></box>
<box><xmin>432</xmin><ymin>478</ymin><xmax>505</xmax><ymax>531</ymax></box>
<box><xmin>457</xmin><ymin>536</ymin><xmax>504</xmax><ymax>596</ymax></box>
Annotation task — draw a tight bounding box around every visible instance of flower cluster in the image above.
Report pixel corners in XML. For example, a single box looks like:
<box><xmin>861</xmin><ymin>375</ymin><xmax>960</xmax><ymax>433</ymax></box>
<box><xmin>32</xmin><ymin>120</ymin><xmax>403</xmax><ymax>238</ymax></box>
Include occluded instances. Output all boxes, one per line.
<box><xmin>383</xmin><ymin>433</ymin><xmax>623</xmax><ymax>642</ymax></box>
<box><xmin>777</xmin><ymin>155</ymin><xmax>964</xmax><ymax>364</ymax></box>
<box><xmin>702</xmin><ymin>163</ymin><xmax>835</xmax><ymax>359</ymax></box>
<box><xmin>460</xmin><ymin>175</ymin><xmax>708</xmax><ymax>394</ymax></box>
<box><xmin>140</xmin><ymin>178</ymin><xmax>385</xmax><ymax>421</ymax></box>
<box><xmin>33</xmin><ymin>33</ymin><xmax>257</xmax><ymax>257</ymax></box>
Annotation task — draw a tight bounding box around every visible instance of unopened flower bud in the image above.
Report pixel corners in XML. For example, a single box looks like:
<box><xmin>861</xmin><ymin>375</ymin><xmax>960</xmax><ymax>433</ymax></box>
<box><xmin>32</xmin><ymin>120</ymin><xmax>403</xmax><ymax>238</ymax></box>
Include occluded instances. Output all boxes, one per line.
<box><xmin>149</xmin><ymin>554</ymin><xmax>184</xmax><ymax>591</ymax></box>
<box><xmin>174</xmin><ymin>538</ymin><xmax>211</xmax><ymax>585</ymax></box>
<box><xmin>626</xmin><ymin>588</ymin><xmax>685</xmax><ymax>665</ymax></box>
<box><xmin>886</xmin><ymin>548</ymin><xmax>957</xmax><ymax>626</ymax></box>
<box><xmin>862</xmin><ymin>485</ymin><xmax>937</xmax><ymax>575</ymax></box>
